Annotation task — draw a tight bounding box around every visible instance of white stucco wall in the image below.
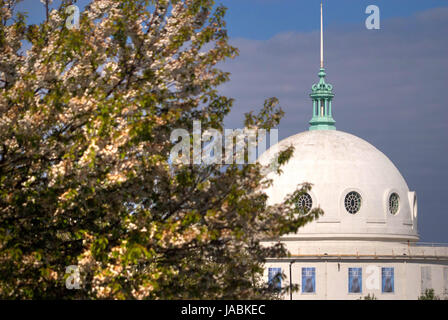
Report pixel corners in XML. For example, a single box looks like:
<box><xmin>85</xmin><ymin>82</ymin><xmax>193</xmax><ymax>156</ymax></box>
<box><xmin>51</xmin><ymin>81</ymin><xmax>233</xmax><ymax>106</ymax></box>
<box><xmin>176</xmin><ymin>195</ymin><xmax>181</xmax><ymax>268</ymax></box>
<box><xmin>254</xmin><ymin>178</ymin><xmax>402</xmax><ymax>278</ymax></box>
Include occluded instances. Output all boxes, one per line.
<box><xmin>264</xmin><ymin>243</ymin><xmax>448</xmax><ymax>300</ymax></box>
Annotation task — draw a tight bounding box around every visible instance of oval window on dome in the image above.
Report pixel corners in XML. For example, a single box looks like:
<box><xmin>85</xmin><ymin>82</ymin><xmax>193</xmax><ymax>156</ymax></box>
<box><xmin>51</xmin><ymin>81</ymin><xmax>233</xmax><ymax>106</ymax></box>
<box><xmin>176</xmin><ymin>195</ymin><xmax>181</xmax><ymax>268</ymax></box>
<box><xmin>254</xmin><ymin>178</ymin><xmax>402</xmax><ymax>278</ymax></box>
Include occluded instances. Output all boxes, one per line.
<box><xmin>296</xmin><ymin>193</ymin><xmax>313</xmax><ymax>214</ymax></box>
<box><xmin>345</xmin><ymin>191</ymin><xmax>362</xmax><ymax>214</ymax></box>
<box><xmin>389</xmin><ymin>193</ymin><xmax>400</xmax><ymax>215</ymax></box>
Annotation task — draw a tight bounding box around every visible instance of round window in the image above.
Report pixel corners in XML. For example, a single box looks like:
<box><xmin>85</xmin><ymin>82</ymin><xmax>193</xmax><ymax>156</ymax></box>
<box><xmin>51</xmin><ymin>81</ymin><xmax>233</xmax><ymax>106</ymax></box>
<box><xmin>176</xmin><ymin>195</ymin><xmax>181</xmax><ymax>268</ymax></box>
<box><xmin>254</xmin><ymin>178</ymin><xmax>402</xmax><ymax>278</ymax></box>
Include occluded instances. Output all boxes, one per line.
<box><xmin>389</xmin><ymin>193</ymin><xmax>400</xmax><ymax>215</ymax></box>
<box><xmin>296</xmin><ymin>193</ymin><xmax>313</xmax><ymax>214</ymax></box>
<box><xmin>345</xmin><ymin>191</ymin><xmax>362</xmax><ymax>214</ymax></box>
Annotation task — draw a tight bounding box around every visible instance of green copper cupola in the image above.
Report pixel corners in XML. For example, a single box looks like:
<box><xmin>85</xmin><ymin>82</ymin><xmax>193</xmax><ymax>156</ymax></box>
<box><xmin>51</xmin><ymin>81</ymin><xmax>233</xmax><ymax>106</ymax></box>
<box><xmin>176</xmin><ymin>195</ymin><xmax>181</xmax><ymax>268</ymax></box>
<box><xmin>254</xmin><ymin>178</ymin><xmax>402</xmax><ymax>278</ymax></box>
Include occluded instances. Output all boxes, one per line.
<box><xmin>309</xmin><ymin>2</ymin><xmax>336</xmax><ymax>131</ymax></box>
<box><xmin>309</xmin><ymin>68</ymin><xmax>336</xmax><ymax>130</ymax></box>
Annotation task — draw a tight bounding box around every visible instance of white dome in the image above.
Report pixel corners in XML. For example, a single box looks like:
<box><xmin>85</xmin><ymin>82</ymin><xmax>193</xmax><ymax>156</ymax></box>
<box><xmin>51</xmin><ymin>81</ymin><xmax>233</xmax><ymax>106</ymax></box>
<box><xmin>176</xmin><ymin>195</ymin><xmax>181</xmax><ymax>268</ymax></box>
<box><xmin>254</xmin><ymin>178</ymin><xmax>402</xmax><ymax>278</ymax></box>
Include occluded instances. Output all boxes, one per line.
<box><xmin>258</xmin><ymin>130</ymin><xmax>418</xmax><ymax>241</ymax></box>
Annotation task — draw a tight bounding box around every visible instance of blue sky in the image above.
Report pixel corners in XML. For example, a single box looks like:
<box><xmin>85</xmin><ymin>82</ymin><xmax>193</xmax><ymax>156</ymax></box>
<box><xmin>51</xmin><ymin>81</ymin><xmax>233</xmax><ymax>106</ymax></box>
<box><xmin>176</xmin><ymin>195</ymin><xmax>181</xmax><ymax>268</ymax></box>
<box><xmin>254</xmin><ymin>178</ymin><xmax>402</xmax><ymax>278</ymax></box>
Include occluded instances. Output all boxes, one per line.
<box><xmin>16</xmin><ymin>0</ymin><xmax>448</xmax><ymax>243</ymax></box>
<box><xmin>18</xmin><ymin>0</ymin><xmax>448</xmax><ymax>36</ymax></box>
<box><xmin>224</xmin><ymin>0</ymin><xmax>448</xmax><ymax>39</ymax></box>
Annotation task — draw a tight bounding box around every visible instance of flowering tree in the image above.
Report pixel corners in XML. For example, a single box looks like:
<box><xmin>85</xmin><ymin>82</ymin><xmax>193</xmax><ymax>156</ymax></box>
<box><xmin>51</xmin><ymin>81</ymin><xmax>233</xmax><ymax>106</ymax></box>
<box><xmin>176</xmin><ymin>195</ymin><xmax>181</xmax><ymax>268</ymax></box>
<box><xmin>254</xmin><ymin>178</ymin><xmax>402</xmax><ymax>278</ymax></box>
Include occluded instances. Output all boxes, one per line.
<box><xmin>0</xmin><ymin>0</ymin><xmax>323</xmax><ymax>299</ymax></box>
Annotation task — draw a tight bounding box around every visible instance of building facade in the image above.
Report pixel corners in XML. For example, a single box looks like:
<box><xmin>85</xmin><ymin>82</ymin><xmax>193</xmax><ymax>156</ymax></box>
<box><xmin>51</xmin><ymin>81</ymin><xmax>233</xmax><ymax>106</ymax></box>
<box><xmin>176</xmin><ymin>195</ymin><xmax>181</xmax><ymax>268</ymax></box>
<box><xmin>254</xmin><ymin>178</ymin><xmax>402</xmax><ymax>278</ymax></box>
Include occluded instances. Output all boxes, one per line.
<box><xmin>259</xmin><ymin>3</ymin><xmax>448</xmax><ymax>300</ymax></box>
<box><xmin>264</xmin><ymin>240</ymin><xmax>448</xmax><ymax>300</ymax></box>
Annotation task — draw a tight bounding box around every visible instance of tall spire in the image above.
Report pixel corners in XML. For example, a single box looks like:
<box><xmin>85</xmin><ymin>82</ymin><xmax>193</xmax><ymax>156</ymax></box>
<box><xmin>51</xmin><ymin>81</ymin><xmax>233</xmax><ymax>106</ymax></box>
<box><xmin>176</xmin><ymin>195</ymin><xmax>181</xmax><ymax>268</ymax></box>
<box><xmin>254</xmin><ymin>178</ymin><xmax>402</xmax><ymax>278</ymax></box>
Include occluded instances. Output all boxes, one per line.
<box><xmin>320</xmin><ymin>1</ymin><xmax>324</xmax><ymax>69</ymax></box>
<box><xmin>309</xmin><ymin>1</ymin><xmax>336</xmax><ymax>131</ymax></box>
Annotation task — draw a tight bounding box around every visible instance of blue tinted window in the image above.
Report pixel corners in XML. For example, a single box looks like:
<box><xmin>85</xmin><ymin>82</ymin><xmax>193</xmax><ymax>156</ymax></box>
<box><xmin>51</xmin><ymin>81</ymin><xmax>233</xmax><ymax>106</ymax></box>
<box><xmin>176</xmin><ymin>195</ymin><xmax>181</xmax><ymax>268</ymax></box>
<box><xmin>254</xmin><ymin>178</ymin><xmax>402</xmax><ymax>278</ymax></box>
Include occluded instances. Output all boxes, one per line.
<box><xmin>302</xmin><ymin>267</ymin><xmax>316</xmax><ymax>293</ymax></box>
<box><xmin>382</xmin><ymin>268</ymin><xmax>394</xmax><ymax>293</ymax></box>
<box><xmin>348</xmin><ymin>268</ymin><xmax>362</xmax><ymax>293</ymax></box>
<box><xmin>268</xmin><ymin>267</ymin><xmax>282</xmax><ymax>289</ymax></box>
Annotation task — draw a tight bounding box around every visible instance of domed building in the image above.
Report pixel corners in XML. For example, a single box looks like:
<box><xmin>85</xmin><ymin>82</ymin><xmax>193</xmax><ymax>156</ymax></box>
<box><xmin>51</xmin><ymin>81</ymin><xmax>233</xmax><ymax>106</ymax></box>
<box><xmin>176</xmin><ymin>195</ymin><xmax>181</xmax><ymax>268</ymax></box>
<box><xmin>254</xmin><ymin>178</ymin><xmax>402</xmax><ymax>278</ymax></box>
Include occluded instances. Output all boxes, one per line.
<box><xmin>260</xmin><ymin>3</ymin><xmax>448</xmax><ymax>300</ymax></box>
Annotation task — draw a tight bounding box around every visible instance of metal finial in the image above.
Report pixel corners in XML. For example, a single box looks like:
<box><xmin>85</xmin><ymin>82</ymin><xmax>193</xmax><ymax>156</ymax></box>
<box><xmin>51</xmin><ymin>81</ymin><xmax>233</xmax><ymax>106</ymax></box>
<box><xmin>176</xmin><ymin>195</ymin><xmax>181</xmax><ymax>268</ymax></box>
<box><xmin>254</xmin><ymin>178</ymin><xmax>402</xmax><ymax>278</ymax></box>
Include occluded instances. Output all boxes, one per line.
<box><xmin>320</xmin><ymin>1</ymin><xmax>324</xmax><ymax>69</ymax></box>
